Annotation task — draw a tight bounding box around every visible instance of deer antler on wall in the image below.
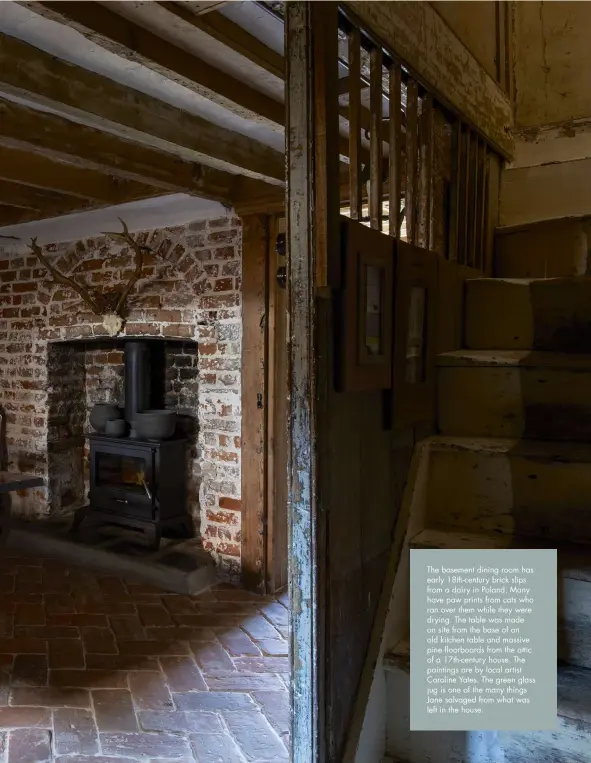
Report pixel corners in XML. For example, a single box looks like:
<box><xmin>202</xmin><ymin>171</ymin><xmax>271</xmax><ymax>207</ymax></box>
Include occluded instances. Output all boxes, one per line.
<box><xmin>28</xmin><ymin>219</ymin><xmax>154</xmax><ymax>335</ymax></box>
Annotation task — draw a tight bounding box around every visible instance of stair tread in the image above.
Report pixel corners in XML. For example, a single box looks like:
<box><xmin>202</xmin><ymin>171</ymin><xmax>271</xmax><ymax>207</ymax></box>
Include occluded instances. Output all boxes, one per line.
<box><xmin>428</xmin><ymin>435</ymin><xmax>591</xmax><ymax>461</ymax></box>
<box><xmin>467</xmin><ymin>276</ymin><xmax>585</xmax><ymax>285</ymax></box>
<box><xmin>438</xmin><ymin>349</ymin><xmax>591</xmax><ymax>369</ymax></box>
<box><xmin>384</xmin><ymin>641</ymin><xmax>591</xmax><ymax>724</ymax></box>
<box><xmin>410</xmin><ymin>527</ymin><xmax>591</xmax><ymax>582</ymax></box>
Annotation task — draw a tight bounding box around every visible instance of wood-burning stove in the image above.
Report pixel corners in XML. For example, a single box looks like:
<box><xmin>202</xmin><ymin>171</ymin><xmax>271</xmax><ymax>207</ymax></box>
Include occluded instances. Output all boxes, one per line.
<box><xmin>73</xmin><ymin>340</ymin><xmax>193</xmax><ymax>550</ymax></box>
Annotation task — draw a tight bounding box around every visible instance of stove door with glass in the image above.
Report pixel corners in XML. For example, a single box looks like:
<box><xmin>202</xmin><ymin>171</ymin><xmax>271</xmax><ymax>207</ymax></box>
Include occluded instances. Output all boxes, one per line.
<box><xmin>89</xmin><ymin>438</ymin><xmax>156</xmax><ymax>520</ymax></box>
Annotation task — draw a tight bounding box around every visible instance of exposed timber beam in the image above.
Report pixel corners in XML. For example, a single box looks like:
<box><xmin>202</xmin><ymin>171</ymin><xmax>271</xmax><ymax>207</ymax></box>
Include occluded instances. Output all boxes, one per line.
<box><xmin>0</xmin><ymin>32</ymin><xmax>283</xmax><ymax>185</ymax></box>
<box><xmin>159</xmin><ymin>3</ymin><xmax>284</xmax><ymax>79</ymax></box>
<box><xmin>0</xmin><ymin>180</ymin><xmax>96</xmax><ymax>216</ymax></box>
<box><xmin>187</xmin><ymin>2</ymin><xmax>230</xmax><ymax>15</ymax></box>
<box><xmin>0</xmin><ymin>205</ymin><xmax>44</xmax><ymax>227</ymax></box>
<box><xmin>0</xmin><ymin>146</ymin><xmax>161</xmax><ymax>205</ymax></box>
<box><xmin>0</xmin><ymin>98</ymin><xmax>275</xmax><ymax>204</ymax></box>
<box><xmin>32</xmin><ymin>2</ymin><xmax>285</xmax><ymax>129</ymax></box>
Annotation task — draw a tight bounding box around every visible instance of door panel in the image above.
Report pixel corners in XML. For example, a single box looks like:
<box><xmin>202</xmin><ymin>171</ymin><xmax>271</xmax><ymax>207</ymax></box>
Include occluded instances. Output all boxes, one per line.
<box><xmin>267</xmin><ymin>216</ymin><xmax>289</xmax><ymax>592</ymax></box>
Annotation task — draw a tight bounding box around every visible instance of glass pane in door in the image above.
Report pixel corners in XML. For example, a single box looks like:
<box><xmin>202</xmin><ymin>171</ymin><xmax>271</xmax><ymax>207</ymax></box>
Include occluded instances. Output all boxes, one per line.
<box><xmin>96</xmin><ymin>453</ymin><xmax>147</xmax><ymax>493</ymax></box>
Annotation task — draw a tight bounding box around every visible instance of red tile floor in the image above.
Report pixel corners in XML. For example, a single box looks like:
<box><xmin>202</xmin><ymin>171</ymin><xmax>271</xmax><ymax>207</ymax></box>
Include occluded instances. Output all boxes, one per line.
<box><xmin>0</xmin><ymin>551</ymin><xmax>290</xmax><ymax>762</ymax></box>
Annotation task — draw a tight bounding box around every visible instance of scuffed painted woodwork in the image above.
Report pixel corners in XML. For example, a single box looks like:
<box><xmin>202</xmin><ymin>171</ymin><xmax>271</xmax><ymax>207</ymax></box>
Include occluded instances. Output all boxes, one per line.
<box><xmin>496</xmin><ymin>219</ymin><xmax>589</xmax><ymax>279</ymax></box>
<box><xmin>501</xmin><ymin>157</ymin><xmax>591</xmax><ymax>227</ymax></box>
<box><xmin>240</xmin><ymin>214</ymin><xmax>269</xmax><ymax>593</ymax></box>
<box><xmin>0</xmin><ymin>32</ymin><xmax>284</xmax><ymax>185</ymax></box>
<box><xmin>426</xmin><ymin>436</ymin><xmax>591</xmax><ymax>543</ymax></box>
<box><xmin>285</xmin><ymin>4</ymin><xmax>323</xmax><ymax>762</ymax></box>
<box><xmin>266</xmin><ymin>215</ymin><xmax>289</xmax><ymax>593</ymax></box>
<box><xmin>510</xmin><ymin>120</ymin><xmax>591</xmax><ymax>170</ymax></box>
<box><xmin>438</xmin><ymin>351</ymin><xmax>591</xmax><ymax>440</ymax></box>
<box><xmin>465</xmin><ymin>276</ymin><xmax>591</xmax><ymax>352</ymax></box>
<box><xmin>345</xmin><ymin>1</ymin><xmax>513</xmax><ymax>157</ymax></box>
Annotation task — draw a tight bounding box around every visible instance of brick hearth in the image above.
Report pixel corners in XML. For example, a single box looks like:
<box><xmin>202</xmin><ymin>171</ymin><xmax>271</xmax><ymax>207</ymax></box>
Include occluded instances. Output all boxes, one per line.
<box><xmin>0</xmin><ymin>550</ymin><xmax>289</xmax><ymax>762</ymax></box>
<box><xmin>0</xmin><ymin>216</ymin><xmax>243</xmax><ymax>574</ymax></box>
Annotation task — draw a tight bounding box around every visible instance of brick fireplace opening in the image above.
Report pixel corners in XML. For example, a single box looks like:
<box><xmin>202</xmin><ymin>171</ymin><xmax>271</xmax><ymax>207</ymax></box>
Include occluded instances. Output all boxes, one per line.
<box><xmin>47</xmin><ymin>338</ymin><xmax>199</xmax><ymax>533</ymax></box>
<box><xmin>0</xmin><ymin>217</ymin><xmax>243</xmax><ymax>575</ymax></box>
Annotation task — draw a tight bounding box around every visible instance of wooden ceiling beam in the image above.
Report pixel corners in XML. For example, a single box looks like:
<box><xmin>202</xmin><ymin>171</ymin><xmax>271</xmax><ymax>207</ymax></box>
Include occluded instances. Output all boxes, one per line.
<box><xmin>159</xmin><ymin>2</ymin><xmax>284</xmax><ymax>79</ymax></box>
<box><xmin>0</xmin><ymin>98</ymin><xmax>259</xmax><ymax>204</ymax></box>
<box><xmin>0</xmin><ymin>32</ymin><xmax>283</xmax><ymax>185</ymax></box>
<box><xmin>0</xmin><ymin>205</ymin><xmax>44</xmax><ymax>227</ymax></box>
<box><xmin>34</xmin><ymin>1</ymin><xmax>285</xmax><ymax>129</ymax></box>
<box><xmin>185</xmin><ymin>2</ymin><xmax>230</xmax><ymax>15</ymax></box>
<box><xmin>0</xmin><ymin>179</ymin><xmax>97</xmax><ymax>217</ymax></box>
<box><xmin>0</xmin><ymin>146</ymin><xmax>161</xmax><ymax>205</ymax></box>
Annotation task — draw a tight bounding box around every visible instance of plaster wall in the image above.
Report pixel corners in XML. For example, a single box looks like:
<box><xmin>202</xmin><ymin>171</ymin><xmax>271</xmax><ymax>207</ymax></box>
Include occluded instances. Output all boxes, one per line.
<box><xmin>502</xmin><ymin>2</ymin><xmax>591</xmax><ymax>227</ymax></box>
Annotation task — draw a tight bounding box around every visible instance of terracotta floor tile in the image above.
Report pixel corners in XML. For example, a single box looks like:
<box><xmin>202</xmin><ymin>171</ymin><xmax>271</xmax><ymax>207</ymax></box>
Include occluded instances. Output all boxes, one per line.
<box><xmin>54</xmin><ymin>708</ymin><xmax>99</xmax><ymax>756</ymax></box>
<box><xmin>7</xmin><ymin>729</ymin><xmax>50</xmax><ymax>763</ymax></box>
<box><xmin>92</xmin><ymin>689</ymin><xmax>139</xmax><ymax>732</ymax></box>
<box><xmin>0</xmin><ymin>553</ymin><xmax>291</xmax><ymax>761</ymax></box>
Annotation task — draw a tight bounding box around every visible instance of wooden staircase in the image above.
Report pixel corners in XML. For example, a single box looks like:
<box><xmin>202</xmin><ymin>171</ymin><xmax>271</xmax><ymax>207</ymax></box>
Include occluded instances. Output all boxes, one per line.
<box><xmin>384</xmin><ymin>275</ymin><xmax>591</xmax><ymax>763</ymax></box>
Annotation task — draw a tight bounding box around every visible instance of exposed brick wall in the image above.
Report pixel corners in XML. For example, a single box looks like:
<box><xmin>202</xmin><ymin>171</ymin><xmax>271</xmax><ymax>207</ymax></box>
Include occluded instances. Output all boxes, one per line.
<box><xmin>0</xmin><ymin>216</ymin><xmax>242</xmax><ymax>574</ymax></box>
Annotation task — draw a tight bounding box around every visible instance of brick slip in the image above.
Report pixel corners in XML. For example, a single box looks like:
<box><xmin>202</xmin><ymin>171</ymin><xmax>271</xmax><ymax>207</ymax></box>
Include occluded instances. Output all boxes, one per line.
<box><xmin>81</xmin><ymin>627</ymin><xmax>118</xmax><ymax>654</ymax></box>
<box><xmin>138</xmin><ymin>710</ymin><xmax>223</xmax><ymax>734</ymax></box>
<box><xmin>49</xmin><ymin>639</ymin><xmax>85</xmax><ymax>669</ymax></box>
<box><xmin>109</xmin><ymin>616</ymin><xmax>146</xmax><ymax>641</ymax></box>
<box><xmin>128</xmin><ymin>672</ymin><xmax>173</xmax><ymax>711</ymax></box>
<box><xmin>118</xmin><ymin>640</ymin><xmax>189</xmax><ymax>656</ymax></box>
<box><xmin>159</xmin><ymin>656</ymin><xmax>207</xmax><ymax>693</ymax></box>
<box><xmin>85</xmin><ymin>655</ymin><xmax>159</xmax><ymax>671</ymax></box>
<box><xmin>100</xmin><ymin>732</ymin><xmax>192</xmax><ymax>759</ymax></box>
<box><xmin>0</xmin><ymin>708</ymin><xmax>51</xmax><ymax>727</ymax></box>
<box><xmin>174</xmin><ymin>691</ymin><xmax>255</xmax><ymax>712</ymax></box>
<box><xmin>137</xmin><ymin>604</ymin><xmax>172</xmax><ymax>627</ymax></box>
<box><xmin>7</xmin><ymin>729</ymin><xmax>51</xmax><ymax>763</ymax></box>
<box><xmin>0</xmin><ymin>639</ymin><xmax>46</xmax><ymax>654</ymax></box>
<box><xmin>50</xmin><ymin>671</ymin><xmax>128</xmax><ymax>689</ymax></box>
<box><xmin>253</xmin><ymin>691</ymin><xmax>290</xmax><ymax>738</ymax></box>
<box><xmin>48</xmin><ymin>614</ymin><xmax>108</xmax><ymax>628</ymax></box>
<box><xmin>241</xmin><ymin>615</ymin><xmax>282</xmax><ymax>641</ymax></box>
<box><xmin>16</xmin><ymin>626</ymin><xmax>78</xmax><ymax>640</ymax></box>
<box><xmin>190</xmin><ymin>732</ymin><xmax>245</xmax><ymax>763</ymax></box>
<box><xmin>10</xmin><ymin>687</ymin><xmax>90</xmax><ymax>708</ymax></box>
<box><xmin>54</xmin><ymin>708</ymin><xmax>99</xmax><ymax>755</ymax></box>
<box><xmin>192</xmin><ymin>641</ymin><xmax>235</xmax><ymax>673</ymax></box>
<box><xmin>222</xmin><ymin>709</ymin><xmax>288</xmax><ymax>761</ymax></box>
<box><xmin>11</xmin><ymin>654</ymin><xmax>47</xmax><ymax>687</ymax></box>
<box><xmin>0</xmin><ymin>218</ymin><xmax>242</xmax><ymax>576</ymax></box>
<box><xmin>233</xmin><ymin>656</ymin><xmax>290</xmax><ymax>674</ymax></box>
<box><xmin>92</xmin><ymin>690</ymin><xmax>138</xmax><ymax>732</ymax></box>
<box><xmin>216</xmin><ymin>628</ymin><xmax>261</xmax><ymax>657</ymax></box>
<box><xmin>144</xmin><ymin>627</ymin><xmax>216</xmax><ymax>642</ymax></box>
<box><xmin>255</xmin><ymin>639</ymin><xmax>288</xmax><ymax>657</ymax></box>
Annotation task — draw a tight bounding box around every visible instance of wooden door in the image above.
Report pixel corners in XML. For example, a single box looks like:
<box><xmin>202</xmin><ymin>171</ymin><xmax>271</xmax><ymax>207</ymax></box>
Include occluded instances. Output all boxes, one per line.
<box><xmin>392</xmin><ymin>240</ymin><xmax>439</xmax><ymax>433</ymax></box>
<box><xmin>267</xmin><ymin>216</ymin><xmax>289</xmax><ymax>592</ymax></box>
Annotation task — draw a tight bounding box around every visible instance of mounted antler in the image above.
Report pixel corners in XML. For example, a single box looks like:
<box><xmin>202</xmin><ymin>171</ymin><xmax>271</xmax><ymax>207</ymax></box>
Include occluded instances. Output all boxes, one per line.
<box><xmin>28</xmin><ymin>237</ymin><xmax>102</xmax><ymax>314</ymax></box>
<box><xmin>28</xmin><ymin>220</ymin><xmax>156</xmax><ymax>336</ymax></box>
<box><xmin>101</xmin><ymin>218</ymin><xmax>152</xmax><ymax>316</ymax></box>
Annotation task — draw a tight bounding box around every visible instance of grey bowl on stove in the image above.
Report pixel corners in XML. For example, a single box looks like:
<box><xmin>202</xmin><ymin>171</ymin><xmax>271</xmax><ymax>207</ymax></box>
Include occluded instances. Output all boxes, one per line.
<box><xmin>134</xmin><ymin>410</ymin><xmax>177</xmax><ymax>440</ymax></box>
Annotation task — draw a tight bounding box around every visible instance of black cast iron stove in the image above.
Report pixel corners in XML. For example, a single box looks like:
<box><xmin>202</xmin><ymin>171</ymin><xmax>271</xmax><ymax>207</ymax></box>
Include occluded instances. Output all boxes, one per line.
<box><xmin>73</xmin><ymin>340</ymin><xmax>192</xmax><ymax>550</ymax></box>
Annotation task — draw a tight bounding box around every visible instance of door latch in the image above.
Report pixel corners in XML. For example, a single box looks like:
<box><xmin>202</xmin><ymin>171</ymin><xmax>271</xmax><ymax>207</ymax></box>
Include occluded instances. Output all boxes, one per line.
<box><xmin>276</xmin><ymin>266</ymin><xmax>287</xmax><ymax>290</ymax></box>
<box><xmin>257</xmin><ymin>393</ymin><xmax>263</xmax><ymax>409</ymax></box>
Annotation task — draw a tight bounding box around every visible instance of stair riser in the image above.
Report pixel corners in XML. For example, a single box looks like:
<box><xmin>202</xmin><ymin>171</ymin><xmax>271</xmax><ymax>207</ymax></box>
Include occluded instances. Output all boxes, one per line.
<box><xmin>465</xmin><ymin>279</ymin><xmax>591</xmax><ymax>352</ymax></box>
<box><xmin>438</xmin><ymin>366</ymin><xmax>591</xmax><ymax>440</ymax></box>
<box><xmin>427</xmin><ymin>448</ymin><xmax>591</xmax><ymax>545</ymax></box>
<box><xmin>386</xmin><ymin>666</ymin><xmax>591</xmax><ymax>763</ymax></box>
